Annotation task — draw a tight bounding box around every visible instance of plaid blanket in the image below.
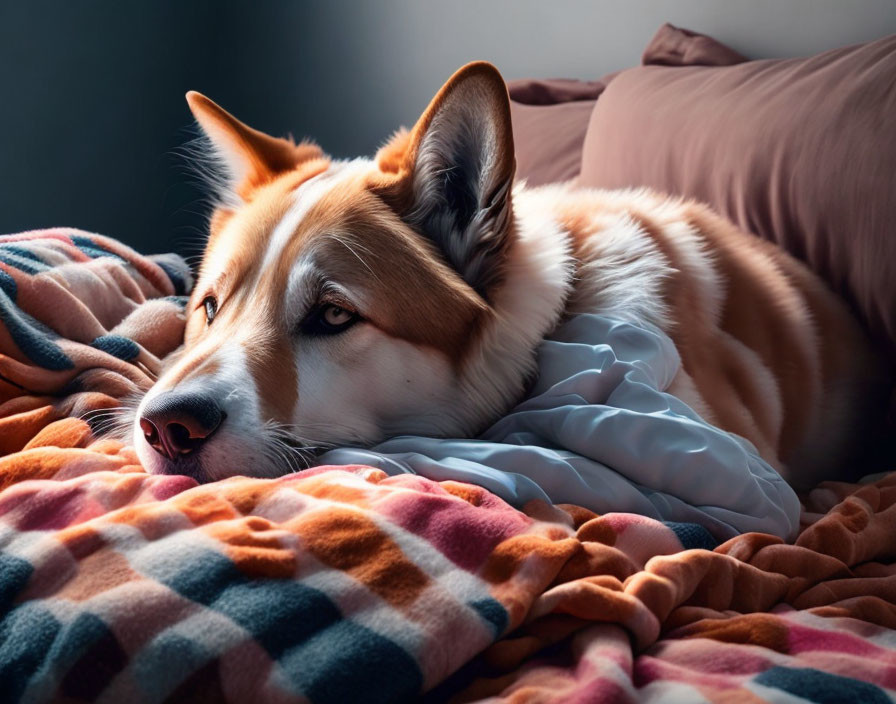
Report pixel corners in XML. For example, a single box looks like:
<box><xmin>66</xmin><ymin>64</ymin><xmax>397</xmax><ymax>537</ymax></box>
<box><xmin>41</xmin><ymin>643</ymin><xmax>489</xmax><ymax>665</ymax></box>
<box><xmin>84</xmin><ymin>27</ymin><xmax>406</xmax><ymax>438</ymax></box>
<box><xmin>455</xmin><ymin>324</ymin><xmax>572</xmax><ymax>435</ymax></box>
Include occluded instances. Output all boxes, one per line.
<box><xmin>2</xmin><ymin>230</ymin><xmax>896</xmax><ymax>703</ymax></box>
<box><xmin>0</xmin><ymin>228</ymin><xmax>189</xmax><ymax>475</ymax></box>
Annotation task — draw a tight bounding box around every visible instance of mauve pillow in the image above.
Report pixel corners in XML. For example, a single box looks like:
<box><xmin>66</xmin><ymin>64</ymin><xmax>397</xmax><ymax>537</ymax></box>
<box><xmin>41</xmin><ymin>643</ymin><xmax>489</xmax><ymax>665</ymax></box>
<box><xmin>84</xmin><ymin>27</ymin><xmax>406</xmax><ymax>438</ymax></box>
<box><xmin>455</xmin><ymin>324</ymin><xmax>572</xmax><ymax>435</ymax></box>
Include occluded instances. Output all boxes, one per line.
<box><xmin>508</xmin><ymin>78</ymin><xmax>606</xmax><ymax>186</ymax></box>
<box><xmin>579</xmin><ymin>31</ymin><xmax>896</xmax><ymax>359</ymax></box>
<box><xmin>509</xmin><ymin>100</ymin><xmax>597</xmax><ymax>186</ymax></box>
<box><xmin>508</xmin><ymin>77</ymin><xmax>605</xmax><ymax>105</ymax></box>
<box><xmin>641</xmin><ymin>22</ymin><xmax>747</xmax><ymax>66</ymax></box>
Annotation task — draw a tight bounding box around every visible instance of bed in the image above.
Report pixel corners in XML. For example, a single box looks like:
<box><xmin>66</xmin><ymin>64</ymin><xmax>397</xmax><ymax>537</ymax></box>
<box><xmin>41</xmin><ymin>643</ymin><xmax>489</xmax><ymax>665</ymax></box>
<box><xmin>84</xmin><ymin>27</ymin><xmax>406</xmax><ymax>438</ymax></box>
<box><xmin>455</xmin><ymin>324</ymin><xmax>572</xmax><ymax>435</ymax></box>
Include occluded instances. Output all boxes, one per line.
<box><xmin>1</xmin><ymin>25</ymin><xmax>895</xmax><ymax>704</ymax></box>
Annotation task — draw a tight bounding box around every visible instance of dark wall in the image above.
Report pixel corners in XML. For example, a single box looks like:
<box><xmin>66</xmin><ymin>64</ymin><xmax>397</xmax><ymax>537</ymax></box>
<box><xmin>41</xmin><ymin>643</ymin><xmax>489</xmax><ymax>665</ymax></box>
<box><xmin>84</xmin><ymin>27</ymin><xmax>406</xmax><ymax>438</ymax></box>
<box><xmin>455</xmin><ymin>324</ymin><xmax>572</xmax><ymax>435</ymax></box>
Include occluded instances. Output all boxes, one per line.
<box><xmin>4</xmin><ymin>2</ymin><xmax>223</xmax><ymax>256</ymax></box>
<box><xmin>0</xmin><ymin>1</ymin><xmax>391</xmax><ymax>257</ymax></box>
<box><xmin>3</xmin><ymin>1</ymin><xmax>895</xmax><ymax>257</ymax></box>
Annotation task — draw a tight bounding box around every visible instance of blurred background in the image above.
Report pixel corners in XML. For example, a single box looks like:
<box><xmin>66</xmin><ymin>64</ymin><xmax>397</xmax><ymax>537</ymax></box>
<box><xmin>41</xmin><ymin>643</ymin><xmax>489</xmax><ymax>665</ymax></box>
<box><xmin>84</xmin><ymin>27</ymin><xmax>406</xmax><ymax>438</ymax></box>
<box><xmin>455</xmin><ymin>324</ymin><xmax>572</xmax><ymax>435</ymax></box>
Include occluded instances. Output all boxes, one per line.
<box><xmin>2</xmin><ymin>0</ymin><xmax>895</xmax><ymax>257</ymax></box>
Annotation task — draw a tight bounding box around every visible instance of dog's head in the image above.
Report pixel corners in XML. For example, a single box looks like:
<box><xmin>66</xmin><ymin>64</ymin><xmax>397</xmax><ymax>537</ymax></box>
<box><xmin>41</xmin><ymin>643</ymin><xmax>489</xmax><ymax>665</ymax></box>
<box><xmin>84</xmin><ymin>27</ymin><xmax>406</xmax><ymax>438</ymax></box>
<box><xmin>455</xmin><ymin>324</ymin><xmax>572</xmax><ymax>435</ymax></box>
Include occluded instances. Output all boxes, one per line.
<box><xmin>134</xmin><ymin>62</ymin><xmax>568</xmax><ymax>481</ymax></box>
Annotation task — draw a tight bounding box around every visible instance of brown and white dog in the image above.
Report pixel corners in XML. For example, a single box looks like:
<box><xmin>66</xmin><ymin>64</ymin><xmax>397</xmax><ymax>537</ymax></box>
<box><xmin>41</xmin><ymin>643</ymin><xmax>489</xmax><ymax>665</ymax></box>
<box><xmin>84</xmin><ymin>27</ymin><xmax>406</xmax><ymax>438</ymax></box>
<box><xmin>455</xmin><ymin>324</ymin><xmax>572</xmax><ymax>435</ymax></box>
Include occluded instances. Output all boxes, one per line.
<box><xmin>133</xmin><ymin>62</ymin><xmax>890</xmax><ymax>489</ymax></box>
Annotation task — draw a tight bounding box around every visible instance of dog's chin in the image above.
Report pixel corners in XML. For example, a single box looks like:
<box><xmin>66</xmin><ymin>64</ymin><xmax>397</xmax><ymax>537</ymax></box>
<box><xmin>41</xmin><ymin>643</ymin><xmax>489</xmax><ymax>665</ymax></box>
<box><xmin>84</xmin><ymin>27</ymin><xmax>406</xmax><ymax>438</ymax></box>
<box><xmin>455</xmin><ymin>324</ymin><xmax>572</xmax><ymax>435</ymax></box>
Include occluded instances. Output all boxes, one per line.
<box><xmin>134</xmin><ymin>434</ymin><xmax>214</xmax><ymax>482</ymax></box>
<box><xmin>143</xmin><ymin>452</ymin><xmax>210</xmax><ymax>482</ymax></box>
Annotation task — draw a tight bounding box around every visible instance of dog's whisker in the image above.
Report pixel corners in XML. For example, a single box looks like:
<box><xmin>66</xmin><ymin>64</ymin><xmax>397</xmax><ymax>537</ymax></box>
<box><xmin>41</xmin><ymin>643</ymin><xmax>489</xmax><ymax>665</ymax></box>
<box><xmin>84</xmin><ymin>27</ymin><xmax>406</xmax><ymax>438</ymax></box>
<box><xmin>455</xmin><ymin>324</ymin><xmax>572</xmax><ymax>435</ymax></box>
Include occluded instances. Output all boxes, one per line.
<box><xmin>320</xmin><ymin>234</ymin><xmax>382</xmax><ymax>284</ymax></box>
<box><xmin>254</xmin><ymin>420</ymin><xmax>332</xmax><ymax>475</ymax></box>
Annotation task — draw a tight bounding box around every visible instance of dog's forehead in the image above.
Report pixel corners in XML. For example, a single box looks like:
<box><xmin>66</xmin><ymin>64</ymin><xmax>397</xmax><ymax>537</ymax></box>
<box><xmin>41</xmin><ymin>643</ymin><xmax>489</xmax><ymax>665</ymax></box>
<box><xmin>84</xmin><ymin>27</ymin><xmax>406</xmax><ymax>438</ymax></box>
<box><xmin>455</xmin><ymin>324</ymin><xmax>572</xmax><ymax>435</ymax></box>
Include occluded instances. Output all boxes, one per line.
<box><xmin>259</xmin><ymin>159</ymin><xmax>376</xmax><ymax>275</ymax></box>
<box><xmin>199</xmin><ymin>159</ymin><xmax>378</xmax><ymax>296</ymax></box>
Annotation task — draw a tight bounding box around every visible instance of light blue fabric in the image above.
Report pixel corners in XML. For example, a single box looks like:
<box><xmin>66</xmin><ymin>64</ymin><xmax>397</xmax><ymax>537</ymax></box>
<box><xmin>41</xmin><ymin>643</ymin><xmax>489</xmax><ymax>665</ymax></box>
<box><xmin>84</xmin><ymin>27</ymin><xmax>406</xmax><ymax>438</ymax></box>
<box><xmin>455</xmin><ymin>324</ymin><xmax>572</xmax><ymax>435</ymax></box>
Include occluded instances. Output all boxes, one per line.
<box><xmin>318</xmin><ymin>314</ymin><xmax>800</xmax><ymax>541</ymax></box>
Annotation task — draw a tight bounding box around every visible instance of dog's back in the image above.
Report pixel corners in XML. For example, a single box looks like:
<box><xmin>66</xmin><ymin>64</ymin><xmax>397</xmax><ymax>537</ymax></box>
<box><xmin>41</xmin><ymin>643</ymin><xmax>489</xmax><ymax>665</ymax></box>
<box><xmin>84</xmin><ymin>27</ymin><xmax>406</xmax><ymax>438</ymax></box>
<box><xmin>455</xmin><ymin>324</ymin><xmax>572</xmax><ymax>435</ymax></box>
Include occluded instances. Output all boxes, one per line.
<box><xmin>522</xmin><ymin>184</ymin><xmax>891</xmax><ymax>488</ymax></box>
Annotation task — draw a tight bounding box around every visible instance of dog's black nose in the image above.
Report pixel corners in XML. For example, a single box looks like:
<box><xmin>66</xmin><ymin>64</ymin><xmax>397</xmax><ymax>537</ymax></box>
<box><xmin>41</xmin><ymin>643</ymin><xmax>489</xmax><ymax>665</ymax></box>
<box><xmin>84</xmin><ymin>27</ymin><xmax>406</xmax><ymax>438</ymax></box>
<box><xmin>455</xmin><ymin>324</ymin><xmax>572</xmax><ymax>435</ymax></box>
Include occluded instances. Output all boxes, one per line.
<box><xmin>139</xmin><ymin>392</ymin><xmax>224</xmax><ymax>460</ymax></box>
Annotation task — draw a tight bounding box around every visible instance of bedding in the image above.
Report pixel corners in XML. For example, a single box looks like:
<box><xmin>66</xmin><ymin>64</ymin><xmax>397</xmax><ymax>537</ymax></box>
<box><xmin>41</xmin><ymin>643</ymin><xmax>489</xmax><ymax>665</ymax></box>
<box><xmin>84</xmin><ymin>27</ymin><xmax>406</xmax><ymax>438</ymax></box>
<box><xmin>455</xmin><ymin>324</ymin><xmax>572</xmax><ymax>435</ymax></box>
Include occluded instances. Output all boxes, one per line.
<box><xmin>0</xmin><ymin>228</ymin><xmax>189</xmax><ymax>422</ymax></box>
<box><xmin>505</xmin><ymin>24</ymin><xmax>747</xmax><ymax>190</ymax></box>
<box><xmin>507</xmin><ymin>78</ymin><xmax>605</xmax><ymax>187</ymax></box>
<box><xmin>4</xmin><ymin>445</ymin><xmax>896</xmax><ymax>704</ymax></box>
<box><xmin>578</xmin><ymin>26</ymin><xmax>896</xmax><ymax>361</ymax></box>
<box><xmin>2</xmin><ymin>230</ymin><xmax>896</xmax><ymax>703</ymax></box>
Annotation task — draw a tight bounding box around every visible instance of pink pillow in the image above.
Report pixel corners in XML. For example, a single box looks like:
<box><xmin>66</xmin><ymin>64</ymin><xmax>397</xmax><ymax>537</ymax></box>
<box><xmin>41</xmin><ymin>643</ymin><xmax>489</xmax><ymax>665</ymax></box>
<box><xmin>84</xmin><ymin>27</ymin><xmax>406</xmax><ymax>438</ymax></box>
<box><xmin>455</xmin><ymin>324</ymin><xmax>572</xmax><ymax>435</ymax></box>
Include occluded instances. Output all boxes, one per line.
<box><xmin>642</xmin><ymin>23</ymin><xmax>747</xmax><ymax>66</ymax></box>
<box><xmin>508</xmin><ymin>78</ymin><xmax>605</xmax><ymax>186</ymax></box>
<box><xmin>579</xmin><ymin>31</ymin><xmax>896</xmax><ymax>359</ymax></box>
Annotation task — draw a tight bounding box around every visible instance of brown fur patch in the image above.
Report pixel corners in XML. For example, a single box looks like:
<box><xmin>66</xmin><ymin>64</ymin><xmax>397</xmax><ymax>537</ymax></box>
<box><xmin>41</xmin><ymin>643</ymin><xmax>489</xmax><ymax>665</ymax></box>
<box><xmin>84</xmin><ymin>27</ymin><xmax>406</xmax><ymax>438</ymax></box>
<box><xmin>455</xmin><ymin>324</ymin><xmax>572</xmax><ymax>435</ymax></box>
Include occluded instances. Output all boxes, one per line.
<box><xmin>632</xmin><ymin>206</ymin><xmax>786</xmax><ymax>453</ymax></box>
<box><xmin>375</xmin><ymin>128</ymin><xmax>411</xmax><ymax>174</ymax></box>
<box><xmin>681</xmin><ymin>203</ymin><xmax>819</xmax><ymax>460</ymax></box>
<box><xmin>246</xmin><ymin>329</ymin><xmax>299</xmax><ymax>425</ymax></box>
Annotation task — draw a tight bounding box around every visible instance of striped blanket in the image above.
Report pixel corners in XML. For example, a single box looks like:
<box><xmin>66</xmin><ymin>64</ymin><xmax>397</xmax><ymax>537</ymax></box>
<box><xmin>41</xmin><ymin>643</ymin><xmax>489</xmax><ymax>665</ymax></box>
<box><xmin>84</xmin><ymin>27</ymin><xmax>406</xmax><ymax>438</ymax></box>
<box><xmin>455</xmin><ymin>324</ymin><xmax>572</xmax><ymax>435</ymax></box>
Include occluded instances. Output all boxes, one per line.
<box><xmin>2</xmin><ymin>229</ymin><xmax>896</xmax><ymax>703</ymax></box>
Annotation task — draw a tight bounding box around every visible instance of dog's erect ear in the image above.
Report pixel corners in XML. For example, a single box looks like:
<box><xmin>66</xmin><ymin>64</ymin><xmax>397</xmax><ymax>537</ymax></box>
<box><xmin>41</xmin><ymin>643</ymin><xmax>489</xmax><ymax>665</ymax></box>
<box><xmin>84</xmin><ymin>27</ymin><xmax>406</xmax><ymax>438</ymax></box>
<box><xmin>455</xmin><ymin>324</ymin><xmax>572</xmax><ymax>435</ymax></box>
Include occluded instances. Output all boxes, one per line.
<box><xmin>186</xmin><ymin>91</ymin><xmax>323</xmax><ymax>202</ymax></box>
<box><xmin>374</xmin><ymin>62</ymin><xmax>516</xmax><ymax>299</ymax></box>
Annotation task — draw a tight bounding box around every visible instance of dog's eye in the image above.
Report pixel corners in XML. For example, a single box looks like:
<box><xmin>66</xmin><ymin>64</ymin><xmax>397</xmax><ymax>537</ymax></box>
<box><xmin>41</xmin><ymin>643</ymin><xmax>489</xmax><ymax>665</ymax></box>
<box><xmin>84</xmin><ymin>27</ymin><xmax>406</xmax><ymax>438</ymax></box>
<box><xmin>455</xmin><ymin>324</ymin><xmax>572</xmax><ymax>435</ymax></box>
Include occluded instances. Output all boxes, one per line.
<box><xmin>301</xmin><ymin>303</ymin><xmax>360</xmax><ymax>336</ymax></box>
<box><xmin>323</xmin><ymin>305</ymin><xmax>354</xmax><ymax>327</ymax></box>
<box><xmin>203</xmin><ymin>296</ymin><xmax>217</xmax><ymax>324</ymax></box>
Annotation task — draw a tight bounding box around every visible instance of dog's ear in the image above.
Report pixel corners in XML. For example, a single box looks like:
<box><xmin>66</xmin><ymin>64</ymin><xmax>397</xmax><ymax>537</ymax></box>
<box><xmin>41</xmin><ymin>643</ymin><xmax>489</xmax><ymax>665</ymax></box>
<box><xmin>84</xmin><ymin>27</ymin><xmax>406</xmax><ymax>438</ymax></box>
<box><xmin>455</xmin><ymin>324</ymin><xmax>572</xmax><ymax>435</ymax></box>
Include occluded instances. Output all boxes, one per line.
<box><xmin>374</xmin><ymin>62</ymin><xmax>516</xmax><ymax>300</ymax></box>
<box><xmin>186</xmin><ymin>92</ymin><xmax>323</xmax><ymax>203</ymax></box>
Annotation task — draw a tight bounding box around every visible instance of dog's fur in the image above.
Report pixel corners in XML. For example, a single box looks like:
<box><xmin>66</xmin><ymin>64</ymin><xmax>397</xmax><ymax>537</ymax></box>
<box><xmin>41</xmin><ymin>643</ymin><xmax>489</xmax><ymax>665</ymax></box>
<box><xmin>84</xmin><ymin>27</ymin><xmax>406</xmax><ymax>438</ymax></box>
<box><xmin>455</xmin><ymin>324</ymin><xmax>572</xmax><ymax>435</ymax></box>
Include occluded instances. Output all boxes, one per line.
<box><xmin>133</xmin><ymin>62</ymin><xmax>890</xmax><ymax>489</ymax></box>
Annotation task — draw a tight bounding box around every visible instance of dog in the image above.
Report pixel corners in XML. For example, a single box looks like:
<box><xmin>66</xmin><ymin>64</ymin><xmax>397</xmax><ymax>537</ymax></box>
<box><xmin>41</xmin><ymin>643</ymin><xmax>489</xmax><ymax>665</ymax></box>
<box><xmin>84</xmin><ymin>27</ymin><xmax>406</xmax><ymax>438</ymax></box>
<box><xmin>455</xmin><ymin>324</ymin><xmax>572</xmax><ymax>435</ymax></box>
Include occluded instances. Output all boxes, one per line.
<box><xmin>133</xmin><ymin>62</ymin><xmax>890</xmax><ymax>489</ymax></box>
